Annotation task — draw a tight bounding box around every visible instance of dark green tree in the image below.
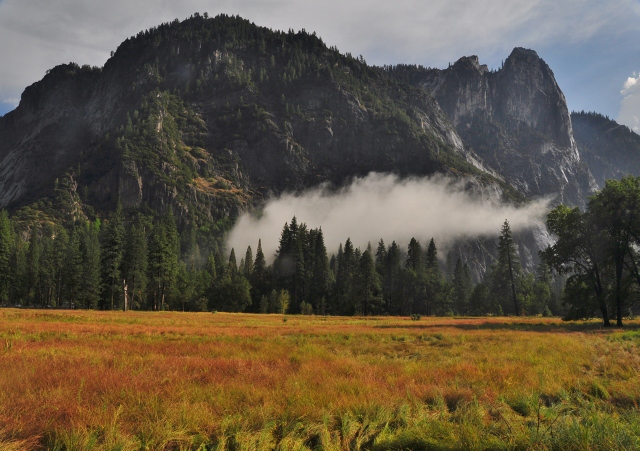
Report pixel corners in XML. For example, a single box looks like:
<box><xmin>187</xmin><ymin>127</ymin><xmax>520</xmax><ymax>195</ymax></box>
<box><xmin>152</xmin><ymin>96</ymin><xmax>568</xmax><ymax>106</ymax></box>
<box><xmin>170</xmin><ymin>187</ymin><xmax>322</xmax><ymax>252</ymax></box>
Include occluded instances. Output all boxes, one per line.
<box><xmin>63</xmin><ymin>229</ymin><xmax>83</xmax><ymax>306</ymax></box>
<box><xmin>250</xmin><ymin>239</ymin><xmax>270</xmax><ymax>310</ymax></box>
<box><xmin>353</xmin><ymin>249</ymin><xmax>382</xmax><ymax>315</ymax></box>
<box><xmin>588</xmin><ymin>176</ymin><xmax>640</xmax><ymax>326</ymax></box>
<box><xmin>491</xmin><ymin>220</ymin><xmax>522</xmax><ymax>316</ymax></box>
<box><xmin>404</xmin><ymin>238</ymin><xmax>425</xmax><ymax>315</ymax></box>
<box><xmin>541</xmin><ymin>205</ymin><xmax>611</xmax><ymax>325</ymax></box>
<box><xmin>243</xmin><ymin>246</ymin><xmax>254</xmax><ymax>277</ymax></box>
<box><xmin>123</xmin><ymin>216</ymin><xmax>148</xmax><ymax>310</ymax></box>
<box><xmin>425</xmin><ymin>238</ymin><xmax>446</xmax><ymax>315</ymax></box>
<box><xmin>0</xmin><ymin>210</ymin><xmax>12</xmax><ymax>303</ymax></box>
<box><xmin>101</xmin><ymin>203</ymin><xmax>125</xmax><ymax>310</ymax></box>
<box><xmin>79</xmin><ymin>220</ymin><xmax>101</xmax><ymax>309</ymax></box>
<box><xmin>148</xmin><ymin>211</ymin><xmax>179</xmax><ymax>311</ymax></box>
<box><xmin>309</xmin><ymin>229</ymin><xmax>331</xmax><ymax>313</ymax></box>
<box><xmin>452</xmin><ymin>258</ymin><xmax>473</xmax><ymax>314</ymax></box>
<box><xmin>26</xmin><ymin>225</ymin><xmax>41</xmax><ymax>305</ymax></box>
<box><xmin>383</xmin><ymin>241</ymin><xmax>404</xmax><ymax>315</ymax></box>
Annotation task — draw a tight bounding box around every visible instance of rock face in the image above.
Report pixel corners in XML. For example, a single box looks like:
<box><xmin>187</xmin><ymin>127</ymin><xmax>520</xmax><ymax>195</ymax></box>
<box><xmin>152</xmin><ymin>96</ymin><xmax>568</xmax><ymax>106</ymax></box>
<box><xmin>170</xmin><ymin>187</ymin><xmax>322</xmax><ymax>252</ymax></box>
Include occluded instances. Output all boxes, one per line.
<box><xmin>409</xmin><ymin>48</ymin><xmax>596</xmax><ymax>206</ymax></box>
<box><xmin>0</xmin><ymin>14</ymin><xmax>493</xmax><ymax>224</ymax></box>
<box><xmin>571</xmin><ymin>112</ymin><xmax>640</xmax><ymax>188</ymax></box>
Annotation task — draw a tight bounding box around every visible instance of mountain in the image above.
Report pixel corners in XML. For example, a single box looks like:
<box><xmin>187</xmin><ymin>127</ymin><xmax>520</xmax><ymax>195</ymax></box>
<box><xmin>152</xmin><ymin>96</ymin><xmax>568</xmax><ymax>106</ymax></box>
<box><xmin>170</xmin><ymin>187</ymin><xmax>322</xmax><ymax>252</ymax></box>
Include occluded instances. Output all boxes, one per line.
<box><xmin>0</xmin><ymin>14</ymin><xmax>503</xmax><ymax>229</ymax></box>
<box><xmin>571</xmin><ymin>111</ymin><xmax>640</xmax><ymax>188</ymax></box>
<box><xmin>388</xmin><ymin>49</ymin><xmax>596</xmax><ymax>206</ymax></box>
<box><xmin>4</xmin><ymin>13</ymin><xmax>639</xmax><ymax>280</ymax></box>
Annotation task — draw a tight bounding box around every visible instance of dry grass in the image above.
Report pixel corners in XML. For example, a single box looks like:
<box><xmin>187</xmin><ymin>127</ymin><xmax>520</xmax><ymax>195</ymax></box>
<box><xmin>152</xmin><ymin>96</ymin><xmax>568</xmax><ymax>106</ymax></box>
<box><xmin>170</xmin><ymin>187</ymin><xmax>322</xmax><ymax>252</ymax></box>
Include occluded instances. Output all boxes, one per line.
<box><xmin>1</xmin><ymin>310</ymin><xmax>639</xmax><ymax>450</ymax></box>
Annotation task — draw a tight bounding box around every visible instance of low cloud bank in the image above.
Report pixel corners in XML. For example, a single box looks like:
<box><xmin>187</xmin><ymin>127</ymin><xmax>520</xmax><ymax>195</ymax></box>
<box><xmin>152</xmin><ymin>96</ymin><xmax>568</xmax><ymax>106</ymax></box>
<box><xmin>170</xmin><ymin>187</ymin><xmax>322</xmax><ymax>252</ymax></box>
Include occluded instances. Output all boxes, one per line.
<box><xmin>226</xmin><ymin>173</ymin><xmax>550</xmax><ymax>261</ymax></box>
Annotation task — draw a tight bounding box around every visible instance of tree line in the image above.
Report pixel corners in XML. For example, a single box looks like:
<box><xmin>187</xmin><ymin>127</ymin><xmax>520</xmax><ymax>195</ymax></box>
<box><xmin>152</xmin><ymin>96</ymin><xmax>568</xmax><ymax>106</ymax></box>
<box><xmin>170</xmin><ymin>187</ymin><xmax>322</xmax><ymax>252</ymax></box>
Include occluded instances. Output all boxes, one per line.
<box><xmin>0</xmin><ymin>203</ymin><xmax>560</xmax><ymax>316</ymax></box>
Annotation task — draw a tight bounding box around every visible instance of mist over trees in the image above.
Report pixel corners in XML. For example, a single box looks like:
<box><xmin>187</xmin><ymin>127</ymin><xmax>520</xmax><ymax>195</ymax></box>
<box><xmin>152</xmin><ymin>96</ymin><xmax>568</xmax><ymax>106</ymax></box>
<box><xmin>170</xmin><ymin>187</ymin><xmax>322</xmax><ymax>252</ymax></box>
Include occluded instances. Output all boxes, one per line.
<box><xmin>0</xmin><ymin>207</ymin><xmax>559</xmax><ymax>317</ymax></box>
<box><xmin>1</xmin><ymin>176</ymin><xmax>640</xmax><ymax>322</ymax></box>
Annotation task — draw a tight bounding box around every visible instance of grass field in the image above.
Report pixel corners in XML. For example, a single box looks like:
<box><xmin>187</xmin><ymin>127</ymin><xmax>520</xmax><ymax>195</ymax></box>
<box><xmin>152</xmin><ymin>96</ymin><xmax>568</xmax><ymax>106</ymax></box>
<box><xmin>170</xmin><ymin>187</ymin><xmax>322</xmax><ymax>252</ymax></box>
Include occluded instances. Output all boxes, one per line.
<box><xmin>0</xmin><ymin>310</ymin><xmax>639</xmax><ymax>450</ymax></box>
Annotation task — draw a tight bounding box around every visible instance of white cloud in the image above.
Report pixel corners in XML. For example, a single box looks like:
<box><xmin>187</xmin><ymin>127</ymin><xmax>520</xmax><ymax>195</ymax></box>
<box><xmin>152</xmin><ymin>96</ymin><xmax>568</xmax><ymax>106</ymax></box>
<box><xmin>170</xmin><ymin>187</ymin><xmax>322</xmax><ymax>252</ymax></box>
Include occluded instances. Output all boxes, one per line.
<box><xmin>618</xmin><ymin>72</ymin><xmax>640</xmax><ymax>132</ymax></box>
<box><xmin>0</xmin><ymin>0</ymin><xmax>639</xmax><ymax>106</ymax></box>
<box><xmin>226</xmin><ymin>173</ymin><xmax>550</xmax><ymax>261</ymax></box>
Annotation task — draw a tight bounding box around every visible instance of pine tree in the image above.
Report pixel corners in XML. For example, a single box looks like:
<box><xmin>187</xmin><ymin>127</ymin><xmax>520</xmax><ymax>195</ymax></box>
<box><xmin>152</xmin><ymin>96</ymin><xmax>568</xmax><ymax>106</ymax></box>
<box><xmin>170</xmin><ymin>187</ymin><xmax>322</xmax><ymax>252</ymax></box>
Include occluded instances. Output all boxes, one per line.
<box><xmin>384</xmin><ymin>241</ymin><xmax>403</xmax><ymax>315</ymax></box>
<box><xmin>243</xmin><ymin>246</ymin><xmax>253</xmax><ymax>277</ymax></box>
<box><xmin>0</xmin><ymin>210</ymin><xmax>12</xmax><ymax>303</ymax></box>
<box><xmin>101</xmin><ymin>203</ymin><xmax>125</xmax><ymax>310</ymax></box>
<box><xmin>11</xmin><ymin>233</ymin><xmax>28</xmax><ymax>305</ymax></box>
<box><xmin>334</xmin><ymin>238</ymin><xmax>356</xmax><ymax>314</ymax></box>
<box><xmin>309</xmin><ymin>229</ymin><xmax>330</xmax><ymax>311</ymax></box>
<box><xmin>354</xmin><ymin>249</ymin><xmax>381</xmax><ymax>315</ymax></box>
<box><xmin>228</xmin><ymin>248</ymin><xmax>238</xmax><ymax>276</ymax></box>
<box><xmin>147</xmin><ymin>210</ymin><xmax>179</xmax><ymax>311</ymax></box>
<box><xmin>452</xmin><ymin>258</ymin><xmax>473</xmax><ymax>314</ymax></box>
<box><xmin>79</xmin><ymin>220</ymin><xmax>101</xmax><ymax>309</ymax></box>
<box><xmin>492</xmin><ymin>220</ymin><xmax>522</xmax><ymax>315</ymax></box>
<box><xmin>406</xmin><ymin>238</ymin><xmax>424</xmax><ymax>272</ymax></box>
<box><xmin>37</xmin><ymin>226</ymin><xmax>53</xmax><ymax>307</ymax></box>
<box><xmin>274</xmin><ymin>217</ymin><xmax>307</xmax><ymax>310</ymax></box>
<box><xmin>424</xmin><ymin>238</ymin><xmax>446</xmax><ymax>315</ymax></box>
<box><xmin>63</xmin><ymin>229</ymin><xmax>83</xmax><ymax>307</ymax></box>
<box><xmin>26</xmin><ymin>225</ymin><xmax>41</xmax><ymax>305</ymax></box>
<box><xmin>123</xmin><ymin>216</ymin><xmax>148</xmax><ymax>310</ymax></box>
<box><xmin>250</xmin><ymin>239</ymin><xmax>270</xmax><ymax>310</ymax></box>
<box><xmin>51</xmin><ymin>227</ymin><xmax>69</xmax><ymax>307</ymax></box>
<box><xmin>405</xmin><ymin>238</ymin><xmax>426</xmax><ymax>315</ymax></box>
<box><xmin>375</xmin><ymin>239</ymin><xmax>386</xmax><ymax>275</ymax></box>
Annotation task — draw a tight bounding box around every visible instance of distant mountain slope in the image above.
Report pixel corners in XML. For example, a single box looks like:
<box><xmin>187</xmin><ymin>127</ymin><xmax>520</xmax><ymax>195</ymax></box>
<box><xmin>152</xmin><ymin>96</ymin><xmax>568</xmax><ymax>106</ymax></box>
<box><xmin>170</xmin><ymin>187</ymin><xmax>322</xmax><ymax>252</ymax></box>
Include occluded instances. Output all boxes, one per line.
<box><xmin>571</xmin><ymin>111</ymin><xmax>640</xmax><ymax>188</ymax></box>
<box><xmin>388</xmin><ymin>49</ymin><xmax>596</xmax><ymax>206</ymax></box>
<box><xmin>0</xmin><ymin>14</ymin><xmax>495</xmax><ymax>226</ymax></box>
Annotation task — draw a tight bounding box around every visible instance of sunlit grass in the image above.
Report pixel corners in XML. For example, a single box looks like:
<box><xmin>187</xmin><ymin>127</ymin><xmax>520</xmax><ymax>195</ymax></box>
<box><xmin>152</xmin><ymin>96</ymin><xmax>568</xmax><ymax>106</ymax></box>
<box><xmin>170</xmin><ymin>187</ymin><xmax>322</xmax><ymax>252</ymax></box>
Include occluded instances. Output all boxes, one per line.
<box><xmin>1</xmin><ymin>310</ymin><xmax>639</xmax><ymax>450</ymax></box>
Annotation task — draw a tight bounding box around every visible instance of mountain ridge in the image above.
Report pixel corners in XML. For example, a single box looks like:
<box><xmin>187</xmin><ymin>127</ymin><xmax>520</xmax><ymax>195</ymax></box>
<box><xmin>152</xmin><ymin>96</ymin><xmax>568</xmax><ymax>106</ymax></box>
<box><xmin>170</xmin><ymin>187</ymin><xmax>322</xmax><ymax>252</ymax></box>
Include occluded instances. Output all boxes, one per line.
<box><xmin>1</xmin><ymin>13</ymin><xmax>640</xmax><ymax>237</ymax></box>
<box><xmin>0</xmin><ymin>14</ymin><xmax>505</xmax><ymax>229</ymax></box>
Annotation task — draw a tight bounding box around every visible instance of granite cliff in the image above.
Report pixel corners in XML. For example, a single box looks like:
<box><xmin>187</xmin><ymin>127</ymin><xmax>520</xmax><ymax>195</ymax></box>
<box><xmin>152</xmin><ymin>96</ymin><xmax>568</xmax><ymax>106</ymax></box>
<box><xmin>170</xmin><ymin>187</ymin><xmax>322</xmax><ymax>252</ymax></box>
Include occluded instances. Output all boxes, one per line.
<box><xmin>392</xmin><ymin>48</ymin><xmax>597</xmax><ymax>206</ymax></box>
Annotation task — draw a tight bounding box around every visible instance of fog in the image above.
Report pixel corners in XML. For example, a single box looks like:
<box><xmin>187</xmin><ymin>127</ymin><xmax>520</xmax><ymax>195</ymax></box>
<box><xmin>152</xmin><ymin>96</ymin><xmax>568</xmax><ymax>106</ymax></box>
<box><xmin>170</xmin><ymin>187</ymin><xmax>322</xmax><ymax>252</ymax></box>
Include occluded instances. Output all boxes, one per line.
<box><xmin>226</xmin><ymin>173</ymin><xmax>550</xmax><ymax>261</ymax></box>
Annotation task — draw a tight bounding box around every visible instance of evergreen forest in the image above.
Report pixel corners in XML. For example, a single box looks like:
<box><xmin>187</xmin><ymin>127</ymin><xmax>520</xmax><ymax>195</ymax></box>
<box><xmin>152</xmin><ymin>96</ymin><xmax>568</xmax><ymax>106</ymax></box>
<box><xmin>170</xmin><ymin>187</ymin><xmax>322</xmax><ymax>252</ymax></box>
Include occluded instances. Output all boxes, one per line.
<box><xmin>0</xmin><ymin>206</ymin><xmax>553</xmax><ymax>318</ymax></box>
<box><xmin>1</xmin><ymin>176</ymin><xmax>640</xmax><ymax>326</ymax></box>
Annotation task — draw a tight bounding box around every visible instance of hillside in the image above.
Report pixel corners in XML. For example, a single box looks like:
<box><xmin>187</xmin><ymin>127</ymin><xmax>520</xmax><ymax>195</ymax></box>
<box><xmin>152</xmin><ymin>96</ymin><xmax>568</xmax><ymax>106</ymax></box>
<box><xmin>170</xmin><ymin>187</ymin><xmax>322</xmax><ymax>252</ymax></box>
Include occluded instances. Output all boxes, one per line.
<box><xmin>0</xmin><ymin>13</ymin><xmax>497</xmax><ymax>231</ymax></box>
<box><xmin>571</xmin><ymin>111</ymin><xmax>640</xmax><ymax>188</ymax></box>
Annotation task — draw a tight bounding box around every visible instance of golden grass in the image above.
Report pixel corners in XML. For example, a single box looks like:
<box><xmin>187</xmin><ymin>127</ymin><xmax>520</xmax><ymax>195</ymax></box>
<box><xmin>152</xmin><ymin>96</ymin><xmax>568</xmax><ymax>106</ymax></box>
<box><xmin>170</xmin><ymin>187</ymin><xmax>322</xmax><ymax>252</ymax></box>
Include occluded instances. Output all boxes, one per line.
<box><xmin>0</xmin><ymin>310</ymin><xmax>639</xmax><ymax>450</ymax></box>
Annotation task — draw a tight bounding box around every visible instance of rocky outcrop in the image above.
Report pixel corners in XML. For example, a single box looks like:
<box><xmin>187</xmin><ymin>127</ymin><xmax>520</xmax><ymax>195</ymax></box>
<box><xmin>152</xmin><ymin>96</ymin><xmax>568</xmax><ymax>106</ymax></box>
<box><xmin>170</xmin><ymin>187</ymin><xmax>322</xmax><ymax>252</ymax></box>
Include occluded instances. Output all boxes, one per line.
<box><xmin>412</xmin><ymin>48</ymin><xmax>596</xmax><ymax>206</ymax></box>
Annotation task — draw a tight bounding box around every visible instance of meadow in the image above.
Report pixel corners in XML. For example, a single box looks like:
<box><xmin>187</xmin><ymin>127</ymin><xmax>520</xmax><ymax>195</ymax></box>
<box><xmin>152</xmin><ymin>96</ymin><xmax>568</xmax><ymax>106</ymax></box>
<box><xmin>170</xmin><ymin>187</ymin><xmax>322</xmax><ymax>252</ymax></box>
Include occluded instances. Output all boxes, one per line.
<box><xmin>0</xmin><ymin>309</ymin><xmax>639</xmax><ymax>450</ymax></box>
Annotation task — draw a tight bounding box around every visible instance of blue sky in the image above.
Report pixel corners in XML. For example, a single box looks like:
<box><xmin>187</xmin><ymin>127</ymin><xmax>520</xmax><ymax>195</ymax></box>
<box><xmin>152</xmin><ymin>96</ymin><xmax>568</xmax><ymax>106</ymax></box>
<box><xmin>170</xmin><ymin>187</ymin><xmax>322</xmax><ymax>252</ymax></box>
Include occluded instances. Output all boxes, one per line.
<box><xmin>0</xmin><ymin>0</ymin><xmax>639</xmax><ymax>131</ymax></box>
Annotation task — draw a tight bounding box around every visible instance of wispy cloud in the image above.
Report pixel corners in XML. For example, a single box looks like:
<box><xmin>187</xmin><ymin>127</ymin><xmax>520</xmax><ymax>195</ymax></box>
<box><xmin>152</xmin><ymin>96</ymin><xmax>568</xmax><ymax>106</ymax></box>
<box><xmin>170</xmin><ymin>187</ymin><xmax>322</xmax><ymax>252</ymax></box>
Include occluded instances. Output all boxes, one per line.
<box><xmin>226</xmin><ymin>173</ymin><xmax>550</xmax><ymax>261</ymax></box>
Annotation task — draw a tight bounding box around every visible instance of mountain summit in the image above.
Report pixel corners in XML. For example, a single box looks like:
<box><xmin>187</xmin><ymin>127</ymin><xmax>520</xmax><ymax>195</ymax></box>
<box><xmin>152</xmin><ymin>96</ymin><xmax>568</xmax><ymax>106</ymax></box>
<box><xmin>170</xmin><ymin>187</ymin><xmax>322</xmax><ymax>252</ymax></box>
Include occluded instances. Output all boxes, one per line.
<box><xmin>0</xmin><ymin>14</ymin><xmax>492</xmax><ymax>226</ymax></box>
<box><xmin>393</xmin><ymin>48</ymin><xmax>596</xmax><ymax>205</ymax></box>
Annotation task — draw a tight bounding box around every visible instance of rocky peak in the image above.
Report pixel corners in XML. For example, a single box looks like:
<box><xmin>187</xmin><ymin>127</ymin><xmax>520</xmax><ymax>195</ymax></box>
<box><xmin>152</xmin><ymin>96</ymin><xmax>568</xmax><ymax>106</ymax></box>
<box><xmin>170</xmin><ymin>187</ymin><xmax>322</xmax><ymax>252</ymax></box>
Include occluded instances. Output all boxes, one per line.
<box><xmin>497</xmin><ymin>47</ymin><xmax>573</xmax><ymax>148</ymax></box>
<box><xmin>412</xmin><ymin>47</ymin><xmax>594</xmax><ymax>205</ymax></box>
<box><xmin>451</xmin><ymin>55</ymin><xmax>489</xmax><ymax>74</ymax></box>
